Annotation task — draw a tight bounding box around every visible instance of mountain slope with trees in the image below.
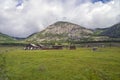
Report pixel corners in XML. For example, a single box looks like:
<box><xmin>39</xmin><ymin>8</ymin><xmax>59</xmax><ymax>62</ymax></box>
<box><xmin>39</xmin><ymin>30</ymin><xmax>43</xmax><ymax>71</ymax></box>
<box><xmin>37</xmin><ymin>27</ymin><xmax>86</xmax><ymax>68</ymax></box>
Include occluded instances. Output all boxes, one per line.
<box><xmin>0</xmin><ymin>33</ymin><xmax>16</xmax><ymax>43</ymax></box>
<box><xmin>99</xmin><ymin>23</ymin><xmax>120</xmax><ymax>38</ymax></box>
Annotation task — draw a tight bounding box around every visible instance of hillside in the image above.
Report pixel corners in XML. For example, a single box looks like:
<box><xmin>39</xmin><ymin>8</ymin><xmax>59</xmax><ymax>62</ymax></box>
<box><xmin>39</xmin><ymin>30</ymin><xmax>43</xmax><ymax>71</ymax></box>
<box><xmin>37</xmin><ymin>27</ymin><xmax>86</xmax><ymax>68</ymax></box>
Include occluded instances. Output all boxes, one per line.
<box><xmin>26</xmin><ymin>21</ymin><xmax>94</xmax><ymax>43</ymax></box>
<box><xmin>99</xmin><ymin>23</ymin><xmax>120</xmax><ymax>38</ymax></box>
<box><xmin>0</xmin><ymin>33</ymin><xmax>16</xmax><ymax>43</ymax></box>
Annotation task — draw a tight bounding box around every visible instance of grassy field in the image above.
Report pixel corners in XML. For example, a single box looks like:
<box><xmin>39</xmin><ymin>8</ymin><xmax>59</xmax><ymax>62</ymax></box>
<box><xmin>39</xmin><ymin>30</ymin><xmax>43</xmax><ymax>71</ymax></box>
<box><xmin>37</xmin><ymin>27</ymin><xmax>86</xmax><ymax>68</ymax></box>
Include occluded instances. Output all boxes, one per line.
<box><xmin>0</xmin><ymin>47</ymin><xmax>120</xmax><ymax>80</ymax></box>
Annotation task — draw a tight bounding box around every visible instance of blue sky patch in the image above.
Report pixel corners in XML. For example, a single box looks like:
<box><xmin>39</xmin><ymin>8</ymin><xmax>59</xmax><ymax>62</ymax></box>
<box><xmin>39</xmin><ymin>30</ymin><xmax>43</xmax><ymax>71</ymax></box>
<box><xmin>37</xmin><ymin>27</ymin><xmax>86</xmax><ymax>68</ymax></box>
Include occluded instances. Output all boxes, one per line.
<box><xmin>16</xmin><ymin>0</ymin><xmax>23</xmax><ymax>7</ymax></box>
<box><xmin>92</xmin><ymin>0</ymin><xmax>112</xmax><ymax>3</ymax></box>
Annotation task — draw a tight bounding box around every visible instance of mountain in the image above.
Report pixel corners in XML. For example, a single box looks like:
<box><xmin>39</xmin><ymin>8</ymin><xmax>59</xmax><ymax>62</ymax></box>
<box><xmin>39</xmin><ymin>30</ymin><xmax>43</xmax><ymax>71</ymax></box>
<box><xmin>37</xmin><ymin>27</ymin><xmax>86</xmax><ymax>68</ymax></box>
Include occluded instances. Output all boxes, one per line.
<box><xmin>1</xmin><ymin>22</ymin><xmax>120</xmax><ymax>44</ymax></box>
<box><xmin>26</xmin><ymin>21</ymin><xmax>94</xmax><ymax>43</ymax></box>
<box><xmin>98</xmin><ymin>23</ymin><xmax>120</xmax><ymax>38</ymax></box>
<box><xmin>0</xmin><ymin>33</ymin><xmax>16</xmax><ymax>43</ymax></box>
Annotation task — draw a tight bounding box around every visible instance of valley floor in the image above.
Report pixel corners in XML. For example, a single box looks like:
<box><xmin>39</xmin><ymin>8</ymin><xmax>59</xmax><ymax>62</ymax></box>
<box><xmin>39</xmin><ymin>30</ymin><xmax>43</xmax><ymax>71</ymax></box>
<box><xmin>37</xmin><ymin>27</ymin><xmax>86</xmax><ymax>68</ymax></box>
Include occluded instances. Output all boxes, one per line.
<box><xmin>0</xmin><ymin>47</ymin><xmax>120</xmax><ymax>80</ymax></box>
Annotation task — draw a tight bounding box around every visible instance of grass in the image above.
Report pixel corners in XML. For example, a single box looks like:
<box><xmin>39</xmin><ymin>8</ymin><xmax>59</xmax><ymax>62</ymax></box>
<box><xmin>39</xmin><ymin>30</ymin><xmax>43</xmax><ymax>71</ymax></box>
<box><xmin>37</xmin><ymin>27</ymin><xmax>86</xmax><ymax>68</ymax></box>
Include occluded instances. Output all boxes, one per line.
<box><xmin>0</xmin><ymin>47</ymin><xmax>120</xmax><ymax>80</ymax></box>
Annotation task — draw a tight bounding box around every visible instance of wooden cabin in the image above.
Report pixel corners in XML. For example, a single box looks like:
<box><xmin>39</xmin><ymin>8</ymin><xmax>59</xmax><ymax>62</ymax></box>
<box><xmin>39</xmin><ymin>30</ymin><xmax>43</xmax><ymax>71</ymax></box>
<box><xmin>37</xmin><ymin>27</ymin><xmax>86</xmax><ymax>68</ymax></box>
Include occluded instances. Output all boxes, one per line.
<box><xmin>24</xmin><ymin>44</ymin><xmax>39</xmax><ymax>50</ymax></box>
<box><xmin>69</xmin><ymin>46</ymin><xmax>76</xmax><ymax>50</ymax></box>
<box><xmin>52</xmin><ymin>45</ymin><xmax>63</xmax><ymax>50</ymax></box>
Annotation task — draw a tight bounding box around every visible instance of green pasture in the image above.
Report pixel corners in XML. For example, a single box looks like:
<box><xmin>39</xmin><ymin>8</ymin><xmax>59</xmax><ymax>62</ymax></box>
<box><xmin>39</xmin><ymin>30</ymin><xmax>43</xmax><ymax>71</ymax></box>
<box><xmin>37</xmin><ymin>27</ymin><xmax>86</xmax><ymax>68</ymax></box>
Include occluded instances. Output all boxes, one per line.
<box><xmin>0</xmin><ymin>47</ymin><xmax>120</xmax><ymax>80</ymax></box>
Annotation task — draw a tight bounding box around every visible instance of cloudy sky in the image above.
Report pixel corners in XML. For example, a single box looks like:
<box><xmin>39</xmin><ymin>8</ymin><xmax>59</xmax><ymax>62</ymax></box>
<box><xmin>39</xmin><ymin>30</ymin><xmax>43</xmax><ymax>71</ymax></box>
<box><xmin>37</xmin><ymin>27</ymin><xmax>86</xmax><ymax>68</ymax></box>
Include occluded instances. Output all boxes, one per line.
<box><xmin>0</xmin><ymin>0</ymin><xmax>120</xmax><ymax>38</ymax></box>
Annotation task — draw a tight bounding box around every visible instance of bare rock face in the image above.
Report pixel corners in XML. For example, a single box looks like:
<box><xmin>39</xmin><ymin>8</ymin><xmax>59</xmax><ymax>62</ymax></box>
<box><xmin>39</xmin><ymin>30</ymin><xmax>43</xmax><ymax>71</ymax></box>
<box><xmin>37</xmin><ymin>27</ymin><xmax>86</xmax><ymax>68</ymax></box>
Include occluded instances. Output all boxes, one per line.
<box><xmin>44</xmin><ymin>21</ymin><xmax>93</xmax><ymax>35</ymax></box>
<box><xmin>26</xmin><ymin>21</ymin><xmax>94</xmax><ymax>43</ymax></box>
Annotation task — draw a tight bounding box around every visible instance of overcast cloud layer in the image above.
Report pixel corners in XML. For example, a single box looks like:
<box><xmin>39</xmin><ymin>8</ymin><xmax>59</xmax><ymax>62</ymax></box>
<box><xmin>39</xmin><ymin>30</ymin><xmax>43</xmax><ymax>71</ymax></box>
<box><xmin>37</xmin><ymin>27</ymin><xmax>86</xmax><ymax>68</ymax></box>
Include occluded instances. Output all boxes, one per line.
<box><xmin>0</xmin><ymin>0</ymin><xmax>120</xmax><ymax>37</ymax></box>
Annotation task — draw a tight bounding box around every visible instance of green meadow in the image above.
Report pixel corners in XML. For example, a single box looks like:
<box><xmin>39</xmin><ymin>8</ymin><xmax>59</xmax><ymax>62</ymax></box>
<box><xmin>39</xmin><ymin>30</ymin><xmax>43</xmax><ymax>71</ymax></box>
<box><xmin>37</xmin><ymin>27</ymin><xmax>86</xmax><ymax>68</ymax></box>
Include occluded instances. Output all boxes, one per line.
<box><xmin>0</xmin><ymin>47</ymin><xmax>120</xmax><ymax>80</ymax></box>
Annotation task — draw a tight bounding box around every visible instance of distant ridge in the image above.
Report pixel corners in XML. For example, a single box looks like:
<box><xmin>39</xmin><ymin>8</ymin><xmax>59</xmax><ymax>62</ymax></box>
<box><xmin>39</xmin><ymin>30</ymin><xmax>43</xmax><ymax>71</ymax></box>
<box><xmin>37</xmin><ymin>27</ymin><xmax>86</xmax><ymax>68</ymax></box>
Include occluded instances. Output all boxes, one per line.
<box><xmin>0</xmin><ymin>32</ymin><xmax>16</xmax><ymax>43</ymax></box>
<box><xmin>100</xmin><ymin>23</ymin><xmax>120</xmax><ymax>38</ymax></box>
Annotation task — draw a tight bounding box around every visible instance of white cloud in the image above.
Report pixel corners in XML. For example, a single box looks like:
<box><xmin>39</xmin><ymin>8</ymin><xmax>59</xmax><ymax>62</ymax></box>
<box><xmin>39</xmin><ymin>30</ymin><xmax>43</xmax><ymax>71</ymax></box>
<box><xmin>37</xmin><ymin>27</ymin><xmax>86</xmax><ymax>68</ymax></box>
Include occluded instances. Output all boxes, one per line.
<box><xmin>0</xmin><ymin>0</ymin><xmax>120</xmax><ymax>37</ymax></box>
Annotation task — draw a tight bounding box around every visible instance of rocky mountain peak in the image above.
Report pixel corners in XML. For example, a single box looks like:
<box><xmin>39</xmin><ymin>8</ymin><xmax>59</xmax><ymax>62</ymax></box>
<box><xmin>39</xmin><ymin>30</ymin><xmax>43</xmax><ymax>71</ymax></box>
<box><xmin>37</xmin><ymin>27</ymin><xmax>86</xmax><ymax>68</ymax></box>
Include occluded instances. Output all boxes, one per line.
<box><xmin>26</xmin><ymin>21</ymin><xmax>94</xmax><ymax>43</ymax></box>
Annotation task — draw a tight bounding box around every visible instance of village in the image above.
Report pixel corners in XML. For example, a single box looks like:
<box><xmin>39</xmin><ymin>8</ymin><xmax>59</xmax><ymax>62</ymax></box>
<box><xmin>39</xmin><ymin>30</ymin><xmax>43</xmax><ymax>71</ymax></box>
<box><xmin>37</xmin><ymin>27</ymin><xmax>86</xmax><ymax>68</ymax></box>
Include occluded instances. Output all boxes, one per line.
<box><xmin>24</xmin><ymin>43</ymin><xmax>76</xmax><ymax>50</ymax></box>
